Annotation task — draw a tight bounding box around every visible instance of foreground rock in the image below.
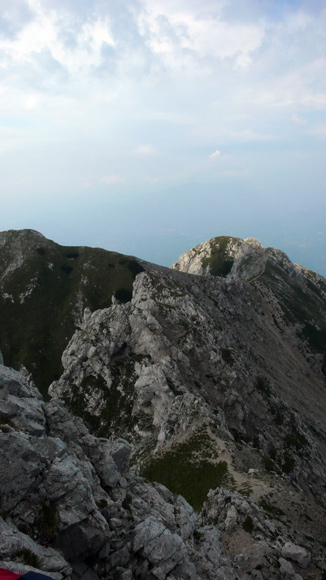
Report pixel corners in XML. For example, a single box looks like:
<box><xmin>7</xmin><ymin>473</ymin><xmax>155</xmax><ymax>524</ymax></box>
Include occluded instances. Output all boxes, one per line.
<box><xmin>0</xmin><ymin>363</ymin><xmax>238</xmax><ymax>580</ymax></box>
<box><xmin>1</xmin><ymin>230</ymin><xmax>326</xmax><ymax>579</ymax></box>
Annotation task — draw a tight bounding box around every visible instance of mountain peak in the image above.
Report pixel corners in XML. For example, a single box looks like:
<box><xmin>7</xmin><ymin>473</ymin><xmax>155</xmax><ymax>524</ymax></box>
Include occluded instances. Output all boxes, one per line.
<box><xmin>171</xmin><ymin>235</ymin><xmax>305</xmax><ymax>283</ymax></box>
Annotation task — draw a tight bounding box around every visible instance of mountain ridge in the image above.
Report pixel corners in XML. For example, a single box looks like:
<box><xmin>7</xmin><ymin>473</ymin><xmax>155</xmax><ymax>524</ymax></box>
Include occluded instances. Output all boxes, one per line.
<box><xmin>1</xmin><ymin>229</ymin><xmax>326</xmax><ymax>578</ymax></box>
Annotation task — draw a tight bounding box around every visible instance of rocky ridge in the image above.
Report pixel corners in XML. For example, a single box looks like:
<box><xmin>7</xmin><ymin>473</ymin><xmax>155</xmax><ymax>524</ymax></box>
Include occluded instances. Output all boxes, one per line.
<box><xmin>0</xmin><ymin>361</ymin><xmax>238</xmax><ymax>580</ymax></box>
<box><xmin>1</xmin><ymin>230</ymin><xmax>326</xmax><ymax>578</ymax></box>
<box><xmin>0</xmin><ymin>356</ymin><xmax>319</xmax><ymax>580</ymax></box>
<box><xmin>0</xmin><ymin>229</ymin><xmax>146</xmax><ymax>396</ymax></box>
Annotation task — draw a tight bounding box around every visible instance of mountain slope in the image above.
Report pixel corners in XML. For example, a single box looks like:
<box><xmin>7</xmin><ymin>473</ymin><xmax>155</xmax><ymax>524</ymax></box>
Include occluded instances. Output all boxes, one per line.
<box><xmin>1</xmin><ymin>229</ymin><xmax>326</xmax><ymax>577</ymax></box>
<box><xmin>0</xmin><ymin>229</ymin><xmax>145</xmax><ymax>396</ymax></box>
<box><xmin>0</xmin><ymin>361</ymin><xmax>238</xmax><ymax>580</ymax></box>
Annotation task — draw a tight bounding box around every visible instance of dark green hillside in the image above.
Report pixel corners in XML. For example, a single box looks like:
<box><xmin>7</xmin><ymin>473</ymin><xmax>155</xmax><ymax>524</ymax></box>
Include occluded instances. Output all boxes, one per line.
<box><xmin>260</xmin><ymin>255</ymin><xmax>326</xmax><ymax>376</ymax></box>
<box><xmin>201</xmin><ymin>236</ymin><xmax>241</xmax><ymax>277</ymax></box>
<box><xmin>0</xmin><ymin>229</ymin><xmax>144</xmax><ymax>396</ymax></box>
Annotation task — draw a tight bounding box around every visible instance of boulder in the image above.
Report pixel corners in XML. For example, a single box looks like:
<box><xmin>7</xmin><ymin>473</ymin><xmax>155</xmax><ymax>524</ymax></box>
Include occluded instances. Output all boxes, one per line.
<box><xmin>281</xmin><ymin>543</ymin><xmax>311</xmax><ymax>568</ymax></box>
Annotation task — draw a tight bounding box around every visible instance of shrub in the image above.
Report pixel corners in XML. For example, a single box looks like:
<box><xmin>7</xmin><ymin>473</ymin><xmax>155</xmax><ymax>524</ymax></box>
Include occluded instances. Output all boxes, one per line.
<box><xmin>242</xmin><ymin>516</ymin><xmax>254</xmax><ymax>534</ymax></box>
<box><xmin>15</xmin><ymin>548</ymin><xmax>40</xmax><ymax>568</ymax></box>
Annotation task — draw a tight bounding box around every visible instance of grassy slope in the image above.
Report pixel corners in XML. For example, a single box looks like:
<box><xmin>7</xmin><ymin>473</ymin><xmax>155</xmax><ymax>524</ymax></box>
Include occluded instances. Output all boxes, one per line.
<box><xmin>201</xmin><ymin>236</ymin><xmax>241</xmax><ymax>277</ymax></box>
<box><xmin>260</xmin><ymin>258</ymin><xmax>326</xmax><ymax>376</ymax></box>
<box><xmin>0</xmin><ymin>231</ymin><xmax>144</xmax><ymax>397</ymax></box>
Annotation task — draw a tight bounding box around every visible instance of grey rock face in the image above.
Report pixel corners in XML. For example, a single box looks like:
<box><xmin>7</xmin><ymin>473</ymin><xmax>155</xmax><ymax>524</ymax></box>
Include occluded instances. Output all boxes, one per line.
<box><xmin>2</xmin><ymin>230</ymin><xmax>326</xmax><ymax>579</ymax></box>
<box><xmin>0</xmin><ymin>363</ymin><xmax>237</xmax><ymax>580</ymax></box>
<box><xmin>281</xmin><ymin>543</ymin><xmax>311</xmax><ymax>568</ymax></box>
<box><xmin>46</xmin><ymin>241</ymin><xmax>326</xmax><ymax>578</ymax></box>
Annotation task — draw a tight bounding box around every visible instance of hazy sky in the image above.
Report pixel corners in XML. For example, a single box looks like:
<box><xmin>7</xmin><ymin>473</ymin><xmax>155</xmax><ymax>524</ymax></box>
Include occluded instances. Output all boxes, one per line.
<box><xmin>1</xmin><ymin>0</ymin><xmax>326</xmax><ymax>274</ymax></box>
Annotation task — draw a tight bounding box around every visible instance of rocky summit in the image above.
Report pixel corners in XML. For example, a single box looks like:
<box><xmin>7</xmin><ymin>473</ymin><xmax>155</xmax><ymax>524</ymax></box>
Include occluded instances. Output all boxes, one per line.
<box><xmin>1</xmin><ymin>229</ymin><xmax>326</xmax><ymax>580</ymax></box>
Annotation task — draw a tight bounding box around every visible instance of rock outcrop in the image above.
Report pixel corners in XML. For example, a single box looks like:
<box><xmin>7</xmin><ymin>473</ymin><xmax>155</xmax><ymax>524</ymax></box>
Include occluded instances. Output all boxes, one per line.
<box><xmin>1</xmin><ymin>230</ymin><xmax>326</xmax><ymax>579</ymax></box>
<box><xmin>0</xmin><ymin>229</ymin><xmax>146</xmax><ymax>396</ymax></box>
<box><xmin>0</xmin><ymin>363</ymin><xmax>239</xmax><ymax>580</ymax></box>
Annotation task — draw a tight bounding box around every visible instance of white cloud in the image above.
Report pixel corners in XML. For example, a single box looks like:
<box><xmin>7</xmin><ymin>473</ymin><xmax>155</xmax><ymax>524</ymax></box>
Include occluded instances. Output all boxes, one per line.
<box><xmin>0</xmin><ymin>4</ymin><xmax>115</xmax><ymax>75</ymax></box>
<box><xmin>228</xmin><ymin>130</ymin><xmax>276</xmax><ymax>142</ymax></box>
<box><xmin>209</xmin><ymin>150</ymin><xmax>221</xmax><ymax>159</ymax></box>
<box><xmin>309</xmin><ymin>123</ymin><xmax>326</xmax><ymax>135</ymax></box>
<box><xmin>216</xmin><ymin>168</ymin><xmax>249</xmax><ymax>178</ymax></box>
<box><xmin>138</xmin><ymin>1</ymin><xmax>265</xmax><ymax>69</ymax></box>
<box><xmin>101</xmin><ymin>174</ymin><xmax>125</xmax><ymax>185</ymax></box>
<box><xmin>134</xmin><ymin>144</ymin><xmax>157</xmax><ymax>156</ymax></box>
<box><xmin>292</xmin><ymin>114</ymin><xmax>307</xmax><ymax>125</ymax></box>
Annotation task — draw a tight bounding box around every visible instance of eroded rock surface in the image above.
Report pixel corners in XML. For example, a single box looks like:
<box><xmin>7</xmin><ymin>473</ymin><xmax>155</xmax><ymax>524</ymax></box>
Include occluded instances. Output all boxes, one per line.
<box><xmin>0</xmin><ymin>363</ymin><xmax>238</xmax><ymax>580</ymax></box>
<box><xmin>1</xmin><ymin>230</ymin><xmax>326</xmax><ymax>579</ymax></box>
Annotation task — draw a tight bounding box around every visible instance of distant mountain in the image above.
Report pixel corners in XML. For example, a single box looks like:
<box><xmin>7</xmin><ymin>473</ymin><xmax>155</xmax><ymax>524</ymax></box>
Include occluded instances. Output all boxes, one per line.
<box><xmin>0</xmin><ymin>229</ymin><xmax>146</xmax><ymax>396</ymax></box>
<box><xmin>1</xmin><ymin>229</ymin><xmax>326</xmax><ymax>578</ymax></box>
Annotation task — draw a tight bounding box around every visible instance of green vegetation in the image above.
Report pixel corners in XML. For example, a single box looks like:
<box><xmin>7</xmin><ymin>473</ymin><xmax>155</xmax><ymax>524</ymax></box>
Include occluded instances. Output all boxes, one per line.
<box><xmin>64</xmin><ymin>355</ymin><xmax>147</xmax><ymax>438</ymax></box>
<box><xmin>221</xmin><ymin>348</ymin><xmax>234</xmax><ymax>365</ymax></box>
<box><xmin>281</xmin><ymin>453</ymin><xmax>295</xmax><ymax>474</ymax></box>
<box><xmin>96</xmin><ymin>499</ymin><xmax>107</xmax><ymax>510</ymax></box>
<box><xmin>193</xmin><ymin>529</ymin><xmax>203</xmax><ymax>542</ymax></box>
<box><xmin>15</xmin><ymin>548</ymin><xmax>40</xmax><ymax>568</ymax></box>
<box><xmin>122</xmin><ymin>493</ymin><xmax>133</xmax><ymax>512</ymax></box>
<box><xmin>242</xmin><ymin>515</ymin><xmax>254</xmax><ymax>534</ymax></box>
<box><xmin>263</xmin><ymin>456</ymin><xmax>279</xmax><ymax>473</ymax></box>
<box><xmin>261</xmin><ymin>259</ymin><xmax>326</xmax><ymax>378</ymax></box>
<box><xmin>0</xmin><ymin>418</ymin><xmax>15</xmax><ymax>432</ymax></box>
<box><xmin>259</xmin><ymin>498</ymin><xmax>285</xmax><ymax>517</ymax></box>
<box><xmin>140</xmin><ymin>429</ymin><xmax>229</xmax><ymax>512</ymax></box>
<box><xmin>0</xmin><ymin>232</ymin><xmax>144</xmax><ymax>397</ymax></box>
<box><xmin>255</xmin><ymin>376</ymin><xmax>271</xmax><ymax>396</ymax></box>
<box><xmin>285</xmin><ymin>431</ymin><xmax>307</xmax><ymax>451</ymax></box>
<box><xmin>36</xmin><ymin>501</ymin><xmax>58</xmax><ymax>544</ymax></box>
<box><xmin>63</xmin><ymin>251</ymin><xmax>79</xmax><ymax>259</ymax></box>
<box><xmin>272</xmin><ymin>406</ymin><xmax>285</xmax><ymax>426</ymax></box>
<box><xmin>201</xmin><ymin>236</ymin><xmax>238</xmax><ymax>277</ymax></box>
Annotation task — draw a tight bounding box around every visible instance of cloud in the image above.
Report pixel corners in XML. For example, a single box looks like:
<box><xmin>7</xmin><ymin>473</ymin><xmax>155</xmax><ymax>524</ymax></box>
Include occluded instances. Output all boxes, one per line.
<box><xmin>209</xmin><ymin>150</ymin><xmax>221</xmax><ymax>159</ymax></box>
<box><xmin>216</xmin><ymin>169</ymin><xmax>249</xmax><ymax>178</ymax></box>
<box><xmin>309</xmin><ymin>123</ymin><xmax>326</xmax><ymax>135</ymax></box>
<box><xmin>134</xmin><ymin>144</ymin><xmax>157</xmax><ymax>156</ymax></box>
<box><xmin>228</xmin><ymin>130</ymin><xmax>277</xmax><ymax>142</ymax></box>
<box><xmin>101</xmin><ymin>174</ymin><xmax>125</xmax><ymax>185</ymax></box>
<box><xmin>0</xmin><ymin>3</ymin><xmax>115</xmax><ymax>77</ymax></box>
<box><xmin>291</xmin><ymin>114</ymin><xmax>307</xmax><ymax>125</ymax></box>
<box><xmin>137</xmin><ymin>1</ymin><xmax>266</xmax><ymax>70</ymax></box>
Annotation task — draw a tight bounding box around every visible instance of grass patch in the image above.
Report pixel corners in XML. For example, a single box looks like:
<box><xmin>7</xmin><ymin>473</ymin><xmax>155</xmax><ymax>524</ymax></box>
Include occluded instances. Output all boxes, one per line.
<box><xmin>0</xmin><ymin>418</ymin><xmax>15</xmax><ymax>432</ymax></box>
<box><xmin>255</xmin><ymin>376</ymin><xmax>271</xmax><ymax>396</ymax></box>
<box><xmin>0</xmin><ymin>231</ymin><xmax>145</xmax><ymax>398</ymax></box>
<box><xmin>193</xmin><ymin>530</ymin><xmax>203</xmax><ymax>542</ymax></box>
<box><xmin>122</xmin><ymin>493</ymin><xmax>133</xmax><ymax>512</ymax></box>
<box><xmin>15</xmin><ymin>548</ymin><xmax>40</xmax><ymax>568</ymax></box>
<box><xmin>140</xmin><ymin>430</ymin><xmax>228</xmax><ymax>512</ymax></box>
<box><xmin>115</xmin><ymin>288</ymin><xmax>132</xmax><ymax>303</ymax></box>
<box><xmin>63</xmin><ymin>251</ymin><xmax>79</xmax><ymax>259</ymax></box>
<box><xmin>282</xmin><ymin>453</ymin><xmax>295</xmax><ymax>474</ymax></box>
<box><xmin>259</xmin><ymin>498</ymin><xmax>285</xmax><ymax>517</ymax></box>
<box><xmin>64</xmin><ymin>356</ymin><xmax>143</xmax><ymax>438</ymax></box>
<box><xmin>261</xmin><ymin>259</ymin><xmax>326</xmax><ymax>378</ymax></box>
<box><xmin>36</xmin><ymin>501</ymin><xmax>58</xmax><ymax>544</ymax></box>
<box><xmin>242</xmin><ymin>516</ymin><xmax>254</xmax><ymax>534</ymax></box>
<box><xmin>61</xmin><ymin>265</ymin><xmax>73</xmax><ymax>274</ymax></box>
<box><xmin>221</xmin><ymin>348</ymin><xmax>234</xmax><ymax>365</ymax></box>
<box><xmin>201</xmin><ymin>236</ymin><xmax>237</xmax><ymax>277</ymax></box>
<box><xmin>263</xmin><ymin>456</ymin><xmax>279</xmax><ymax>473</ymax></box>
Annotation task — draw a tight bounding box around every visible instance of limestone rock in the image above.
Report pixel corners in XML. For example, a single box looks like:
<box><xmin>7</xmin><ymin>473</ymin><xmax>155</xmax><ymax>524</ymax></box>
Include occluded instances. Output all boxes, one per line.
<box><xmin>0</xmin><ymin>362</ymin><xmax>239</xmax><ymax>580</ymax></box>
<box><xmin>281</xmin><ymin>543</ymin><xmax>311</xmax><ymax>568</ymax></box>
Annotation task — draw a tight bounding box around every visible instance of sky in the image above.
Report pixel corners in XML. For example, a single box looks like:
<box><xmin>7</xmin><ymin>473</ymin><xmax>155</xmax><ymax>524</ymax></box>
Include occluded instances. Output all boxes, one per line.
<box><xmin>0</xmin><ymin>0</ymin><xmax>326</xmax><ymax>275</ymax></box>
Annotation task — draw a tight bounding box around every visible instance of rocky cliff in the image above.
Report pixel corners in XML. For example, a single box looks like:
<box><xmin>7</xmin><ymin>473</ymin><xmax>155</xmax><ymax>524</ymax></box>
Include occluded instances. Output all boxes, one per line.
<box><xmin>0</xmin><ymin>230</ymin><xmax>145</xmax><ymax>396</ymax></box>
<box><xmin>0</xmin><ymin>352</ymin><xmax>319</xmax><ymax>580</ymax></box>
<box><xmin>0</xmin><ymin>362</ymin><xmax>239</xmax><ymax>580</ymax></box>
<box><xmin>1</xmin><ymin>230</ymin><xmax>326</xmax><ymax>579</ymax></box>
